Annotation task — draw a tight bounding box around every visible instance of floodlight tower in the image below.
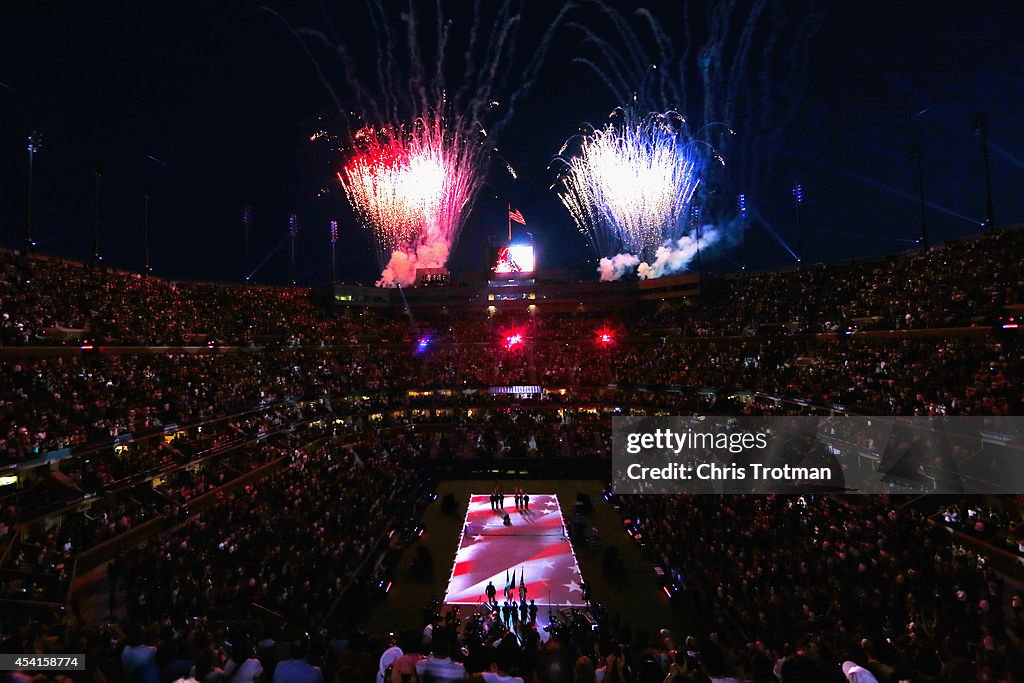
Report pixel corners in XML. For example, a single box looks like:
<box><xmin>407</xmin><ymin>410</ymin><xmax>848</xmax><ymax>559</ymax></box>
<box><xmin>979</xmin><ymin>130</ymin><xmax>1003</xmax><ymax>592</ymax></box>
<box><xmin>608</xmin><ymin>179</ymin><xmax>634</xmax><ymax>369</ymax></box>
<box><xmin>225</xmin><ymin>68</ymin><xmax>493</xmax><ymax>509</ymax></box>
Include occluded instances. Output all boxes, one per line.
<box><xmin>910</xmin><ymin>145</ymin><xmax>927</xmax><ymax>246</ymax></box>
<box><xmin>792</xmin><ymin>184</ymin><xmax>804</xmax><ymax>263</ymax></box>
<box><xmin>737</xmin><ymin>194</ymin><xmax>747</xmax><ymax>271</ymax></box>
<box><xmin>970</xmin><ymin>112</ymin><xmax>995</xmax><ymax>233</ymax></box>
<box><xmin>288</xmin><ymin>214</ymin><xmax>299</xmax><ymax>285</ymax></box>
<box><xmin>691</xmin><ymin>204</ymin><xmax>702</xmax><ymax>271</ymax></box>
<box><xmin>24</xmin><ymin>131</ymin><xmax>42</xmax><ymax>254</ymax></box>
<box><xmin>329</xmin><ymin>220</ymin><xmax>339</xmax><ymax>282</ymax></box>
<box><xmin>93</xmin><ymin>162</ymin><xmax>103</xmax><ymax>265</ymax></box>
<box><xmin>242</xmin><ymin>205</ymin><xmax>254</xmax><ymax>265</ymax></box>
<box><xmin>143</xmin><ymin>186</ymin><xmax>152</xmax><ymax>275</ymax></box>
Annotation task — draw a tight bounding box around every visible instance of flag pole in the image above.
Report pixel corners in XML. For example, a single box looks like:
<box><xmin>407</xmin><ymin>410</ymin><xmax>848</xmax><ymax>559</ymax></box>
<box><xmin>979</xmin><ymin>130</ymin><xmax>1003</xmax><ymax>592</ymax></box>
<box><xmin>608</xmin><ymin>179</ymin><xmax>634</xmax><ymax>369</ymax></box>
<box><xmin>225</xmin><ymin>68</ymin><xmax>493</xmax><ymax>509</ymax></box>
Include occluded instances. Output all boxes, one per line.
<box><xmin>508</xmin><ymin>203</ymin><xmax>512</xmax><ymax>242</ymax></box>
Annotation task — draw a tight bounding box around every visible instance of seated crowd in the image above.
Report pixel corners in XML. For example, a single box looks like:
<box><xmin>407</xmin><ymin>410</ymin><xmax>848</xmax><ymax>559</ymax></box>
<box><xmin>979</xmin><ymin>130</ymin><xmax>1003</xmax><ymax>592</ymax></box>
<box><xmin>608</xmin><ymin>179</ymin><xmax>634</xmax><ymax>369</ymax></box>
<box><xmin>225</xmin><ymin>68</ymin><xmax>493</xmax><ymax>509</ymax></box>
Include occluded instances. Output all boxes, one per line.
<box><xmin>3</xmin><ymin>331</ymin><xmax>1019</xmax><ymax>465</ymax></box>
<box><xmin>939</xmin><ymin>502</ymin><xmax>1024</xmax><ymax>559</ymax></box>
<box><xmin>616</xmin><ymin>494</ymin><xmax>1024</xmax><ymax>681</ymax></box>
<box><xmin>0</xmin><ymin>229</ymin><xmax>1021</xmax><ymax>683</ymax></box>
<box><xmin>1</xmin><ymin>229</ymin><xmax>1021</xmax><ymax>348</ymax></box>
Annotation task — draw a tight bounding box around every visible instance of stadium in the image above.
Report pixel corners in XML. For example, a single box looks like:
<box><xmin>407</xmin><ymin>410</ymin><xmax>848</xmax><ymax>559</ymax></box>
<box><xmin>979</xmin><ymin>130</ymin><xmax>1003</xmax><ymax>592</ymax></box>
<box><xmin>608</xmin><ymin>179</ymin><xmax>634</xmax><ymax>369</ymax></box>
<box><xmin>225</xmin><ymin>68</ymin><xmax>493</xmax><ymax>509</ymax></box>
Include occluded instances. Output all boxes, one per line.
<box><xmin>2</xmin><ymin>2</ymin><xmax>1023</xmax><ymax>683</ymax></box>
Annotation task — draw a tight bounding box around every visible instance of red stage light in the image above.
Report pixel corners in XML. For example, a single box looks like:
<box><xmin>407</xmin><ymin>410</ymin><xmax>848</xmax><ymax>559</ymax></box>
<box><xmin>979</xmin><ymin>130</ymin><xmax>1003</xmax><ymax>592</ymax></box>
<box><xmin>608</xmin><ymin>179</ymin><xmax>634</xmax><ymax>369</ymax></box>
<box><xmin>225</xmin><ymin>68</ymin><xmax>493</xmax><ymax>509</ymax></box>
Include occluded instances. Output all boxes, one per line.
<box><xmin>504</xmin><ymin>332</ymin><xmax>524</xmax><ymax>349</ymax></box>
<box><xmin>596</xmin><ymin>326</ymin><xmax>615</xmax><ymax>346</ymax></box>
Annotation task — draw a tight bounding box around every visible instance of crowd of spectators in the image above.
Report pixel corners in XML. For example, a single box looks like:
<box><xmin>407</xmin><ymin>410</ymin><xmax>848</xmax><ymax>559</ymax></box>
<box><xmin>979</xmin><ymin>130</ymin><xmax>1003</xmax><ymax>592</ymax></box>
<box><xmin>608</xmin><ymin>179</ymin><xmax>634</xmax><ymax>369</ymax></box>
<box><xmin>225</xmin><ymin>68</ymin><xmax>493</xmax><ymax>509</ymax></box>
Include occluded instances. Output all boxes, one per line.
<box><xmin>939</xmin><ymin>502</ymin><xmax>1024</xmax><ymax>559</ymax></box>
<box><xmin>443</xmin><ymin>333</ymin><xmax>1021</xmax><ymax>417</ymax></box>
<box><xmin>0</xmin><ymin>350</ymin><xmax>372</xmax><ymax>461</ymax></box>
<box><xmin>2</xmin><ymin>229</ymin><xmax>1021</xmax><ymax>348</ymax></box>
<box><xmin>692</xmin><ymin>228</ymin><xmax>1021</xmax><ymax>335</ymax></box>
<box><xmin>0</xmin><ymin>421</ymin><xmax>325</xmax><ymax>605</ymax></box>
<box><xmin>462</xmin><ymin>412</ymin><xmax>611</xmax><ymax>460</ymax></box>
<box><xmin>0</xmin><ymin>228</ymin><xmax>1019</xmax><ymax>465</ymax></box>
<box><xmin>616</xmin><ymin>494</ymin><xmax>1024</xmax><ymax>681</ymax></box>
<box><xmin>5</xmin><ymin>331</ymin><xmax>1018</xmax><ymax>466</ymax></box>
<box><xmin>0</xmin><ymin>230</ymin><xmax>1022</xmax><ymax>682</ymax></box>
<box><xmin>103</xmin><ymin>433</ymin><xmax>431</xmax><ymax>628</ymax></box>
<box><xmin>0</xmin><ymin>252</ymin><xmax>325</xmax><ymax>346</ymax></box>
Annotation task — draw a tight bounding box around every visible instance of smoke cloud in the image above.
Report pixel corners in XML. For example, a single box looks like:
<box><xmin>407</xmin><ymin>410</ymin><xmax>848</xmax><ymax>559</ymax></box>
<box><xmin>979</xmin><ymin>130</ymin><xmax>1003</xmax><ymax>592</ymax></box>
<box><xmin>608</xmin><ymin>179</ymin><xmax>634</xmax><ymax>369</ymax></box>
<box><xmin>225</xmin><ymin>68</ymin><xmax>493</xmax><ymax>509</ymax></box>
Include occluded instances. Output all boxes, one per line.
<box><xmin>377</xmin><ymin>237</ymin><xmax>450</xmax><ymax>287</ymax></box>
<box><xmin>597</xmin><ymin>253</ymin><xmax>641</xmax><ymax>281</ymax></box>
<box><xmin>638</xmin><ymin>227</ymin><xmax>722</xmax><ymax>279</ymax></box>
<box><xmin>597</xmin><ymin>224</ymin><xmax>731</xmax><ymax>281</ymax></box>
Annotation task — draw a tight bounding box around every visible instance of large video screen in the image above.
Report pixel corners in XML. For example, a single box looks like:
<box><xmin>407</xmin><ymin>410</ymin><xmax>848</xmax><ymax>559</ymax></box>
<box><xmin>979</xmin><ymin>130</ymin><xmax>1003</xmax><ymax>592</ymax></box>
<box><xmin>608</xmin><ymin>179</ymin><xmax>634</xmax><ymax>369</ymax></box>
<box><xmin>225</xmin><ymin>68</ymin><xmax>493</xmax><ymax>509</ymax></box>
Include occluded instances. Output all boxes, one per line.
<box><xmin>492</xmin><ymin>245</ymin><xmax>535</xmax><ymax>274</ymax></box>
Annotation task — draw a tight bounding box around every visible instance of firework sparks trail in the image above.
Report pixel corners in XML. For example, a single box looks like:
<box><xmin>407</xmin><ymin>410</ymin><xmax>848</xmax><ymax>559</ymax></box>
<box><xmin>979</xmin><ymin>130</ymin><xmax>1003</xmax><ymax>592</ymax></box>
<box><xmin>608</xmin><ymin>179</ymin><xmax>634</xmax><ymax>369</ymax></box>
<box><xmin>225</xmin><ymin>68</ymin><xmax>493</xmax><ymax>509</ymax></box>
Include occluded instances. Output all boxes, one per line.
<box><xmin>562</xmin><ymin>0</ymin><xmax>822</xmax><ymax>277</ymax></box>
<box><xmin>555</xmin><ymin>109</ymin><xmax>704</xmax><ymax>263</ymax></box>
<box><xmin>269</xmin><ymin>1</ymin><xmax>571</xmax><ymax>286</ymax></box>
<box><xmin>573</xmin><ymin>0</ymin><xmax>822</xmax><ymax>192</ymax></box>
<box><xmin>337</xmin><ymin>116</ymin><xmax>479</xmax><ymax>280</ymax></box>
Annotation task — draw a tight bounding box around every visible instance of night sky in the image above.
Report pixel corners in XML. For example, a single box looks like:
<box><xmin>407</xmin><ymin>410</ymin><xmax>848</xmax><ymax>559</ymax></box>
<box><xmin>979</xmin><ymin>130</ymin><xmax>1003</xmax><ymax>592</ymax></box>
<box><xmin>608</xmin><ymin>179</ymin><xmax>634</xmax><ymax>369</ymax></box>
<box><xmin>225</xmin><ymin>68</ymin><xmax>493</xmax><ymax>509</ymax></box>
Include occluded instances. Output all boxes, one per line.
<box><xmin>2</xmin><ymin>1</ymin><xmax>1022</xmax><ymax>285</ymax></box>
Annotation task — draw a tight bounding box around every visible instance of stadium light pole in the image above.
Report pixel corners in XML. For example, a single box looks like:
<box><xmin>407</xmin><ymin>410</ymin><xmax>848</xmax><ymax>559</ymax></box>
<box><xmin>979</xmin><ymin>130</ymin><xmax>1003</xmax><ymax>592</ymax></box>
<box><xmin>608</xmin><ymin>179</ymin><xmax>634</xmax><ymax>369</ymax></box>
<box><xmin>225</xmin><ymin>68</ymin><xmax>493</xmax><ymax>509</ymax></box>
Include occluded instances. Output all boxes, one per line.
<box><xmin>792</xmin><ymin>184</ymin><xmax>804</xmax><ymax>264</ymax></box>
<box><xmin>737</xmin><ymin>194</ymin><xmax>747</xmax><ymax>271</ymax></box>
<box><xmin>910</xmin><ymin>144</ymin><xmax>927</xmax><ymax>247</ymax></box>
<box><xmin>691</xmin><ymin>205</ymin><xmax>702</xmax><ymax>271</ymax></box>
<box><xmin>143</xmin><ymin>186</ymin><xmax>152</xmax><ymax>275</ymax></box>
<box><xmin>242</xmin><ymin>205</ymin><xmax>253</xmax><ymax>273</ymax></box>
<box><xmin>93</xmin><ymin>162</ymin><xmax>103</xmax><ymax>265</ymax></box>
<box><xmin>288</xmin><ymin>214</ymin><xmax>298</xmax><ymax>285</ymax></box>
<box><xmin>970</xmin><ymin>112</ymin><xmax>995</xmax><ymax>233</ymax></box>
<box><xmin>329</xmin><ymin>220</ymin><xmax>339</xmax><ymax>282</ymax></box>
<box><xmin>24</xmin><ymin>131</ymin><xmax>42</xmax><ymax>254</ymax></box>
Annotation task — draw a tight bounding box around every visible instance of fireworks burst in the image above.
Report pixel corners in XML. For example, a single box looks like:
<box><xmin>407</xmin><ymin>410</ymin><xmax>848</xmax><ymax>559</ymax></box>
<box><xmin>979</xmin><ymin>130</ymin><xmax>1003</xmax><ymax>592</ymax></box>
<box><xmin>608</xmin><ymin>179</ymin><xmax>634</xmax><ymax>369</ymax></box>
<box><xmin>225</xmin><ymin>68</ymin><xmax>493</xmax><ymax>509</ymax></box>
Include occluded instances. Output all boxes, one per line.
<box><xmin>554</xmin><ymin>109</ymin><xmax>705</xmax><ymax>261</ymax></box>
<box><xmin>337</xmin><ymin>116</ymin><xmax>478</xmax><ymax>272</ymax></box>
<box><xmin>269</xmin><ymin>1</ymin><xmax>569</xmax><ymax>286</ymax></box>
<box><xmin>571</xmin><ymin>0</ymin><xmax>822</xmax><ymax>241</ymax></box>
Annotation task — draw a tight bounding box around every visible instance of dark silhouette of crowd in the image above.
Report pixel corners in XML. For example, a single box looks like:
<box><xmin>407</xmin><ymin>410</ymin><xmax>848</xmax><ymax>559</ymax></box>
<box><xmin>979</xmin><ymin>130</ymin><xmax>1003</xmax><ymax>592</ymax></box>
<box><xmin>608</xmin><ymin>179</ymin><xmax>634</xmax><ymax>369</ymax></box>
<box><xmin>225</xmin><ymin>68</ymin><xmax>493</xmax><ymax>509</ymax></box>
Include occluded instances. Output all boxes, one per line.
<box><xmin>0</xmin><ymin>228</ymin><xmax>1022</xmax><ymax>682</ymax></box>
<box><xmin>2</xmin><ymin>229</ymin><xmax>1021</xmax><ymax>348</ymax></box>
<box><xmin>615</xmin><ymin>493</ymin><xmax>1024</xmax><ymax>681</ymax></box>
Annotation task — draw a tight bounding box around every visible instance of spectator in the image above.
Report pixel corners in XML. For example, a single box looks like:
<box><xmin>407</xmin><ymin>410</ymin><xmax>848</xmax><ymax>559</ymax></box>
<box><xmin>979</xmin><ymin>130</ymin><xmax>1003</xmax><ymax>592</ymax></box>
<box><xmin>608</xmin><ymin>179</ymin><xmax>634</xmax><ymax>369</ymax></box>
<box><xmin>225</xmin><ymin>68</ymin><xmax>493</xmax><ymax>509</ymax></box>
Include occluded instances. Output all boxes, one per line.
<box><xmin>274</xmin><ymin>635</ymin><xmax>324</xmax><ymax>683</ymax></box>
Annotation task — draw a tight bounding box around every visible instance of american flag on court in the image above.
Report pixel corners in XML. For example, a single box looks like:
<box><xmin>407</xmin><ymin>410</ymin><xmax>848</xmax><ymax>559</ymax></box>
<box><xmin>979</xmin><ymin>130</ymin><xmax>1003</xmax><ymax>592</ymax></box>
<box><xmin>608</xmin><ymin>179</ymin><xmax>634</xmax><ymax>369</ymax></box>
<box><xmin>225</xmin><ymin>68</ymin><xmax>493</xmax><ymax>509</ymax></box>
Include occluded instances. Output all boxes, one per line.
<box><xmin>443</xmin><ymin>494</ymin><xmax>586</xmax><ymax>607</ymax></box>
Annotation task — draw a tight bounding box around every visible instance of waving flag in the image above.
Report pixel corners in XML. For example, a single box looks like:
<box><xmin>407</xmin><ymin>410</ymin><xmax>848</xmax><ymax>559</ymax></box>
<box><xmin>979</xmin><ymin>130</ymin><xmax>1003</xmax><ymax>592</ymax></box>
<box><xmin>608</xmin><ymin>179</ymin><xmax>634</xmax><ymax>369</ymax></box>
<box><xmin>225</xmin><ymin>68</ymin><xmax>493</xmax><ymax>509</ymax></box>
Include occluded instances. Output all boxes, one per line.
<box><xmin>508</xmin><ymin>208</ymin><xmax>526</xmax><ymax>225</ymax></box>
